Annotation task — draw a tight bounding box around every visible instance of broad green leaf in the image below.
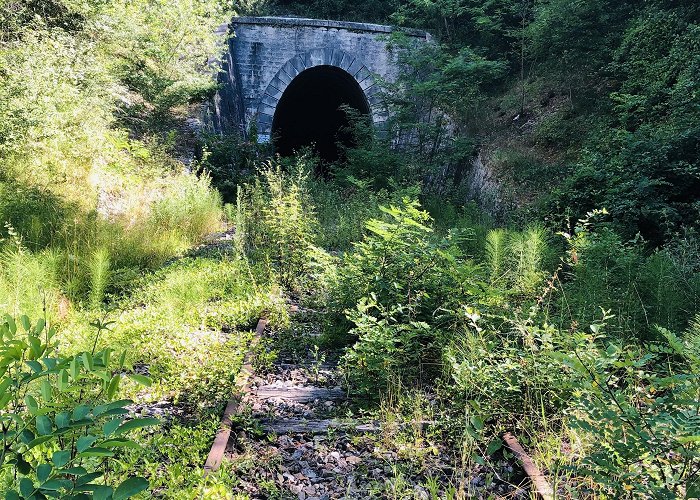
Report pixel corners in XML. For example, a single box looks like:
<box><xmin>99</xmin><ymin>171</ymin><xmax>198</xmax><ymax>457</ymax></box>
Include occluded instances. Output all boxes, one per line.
<box><xmin>72</xmin><ymin>405</ymin><xmax>90</xmax><ymax>421</ymax></box>
<box><xmin>40</xmin><ymin>379</ymin><xmax>52</xmax><ymax>401</ymax></box>
<box><xmin>94</xmin><ymin>399</ymin><xmax>131</xmax><ymax>416</ymax></box>
<box><xmin>39</xmin><ymin>479</ymin><xmax>72</xmax><ymax>491</ymax></box>
<box><xmin>52</xmin><ymin>450</ymin><xmax>71</xmax><ymax>468</ymax></box>
<box><xmin>114</xmin><ymin>417</ymin><xmax>160</xmax><ymax>436</ymax></box>
<box><xmin>77</xmin><ymin>435</ymin><xmax>97</xmax><ymax>453</ymax></box>
<box><xmin>58</xmin><ymin>370</ymin><xmax>69</xmax><ymax>391</ymax></box>
<box><xmin>77</xmin><ymin>447</ymin><xmax>114</xmax><ymax>458</ymax></box>
<box><xmin>58</xmin><ymin>467</ymin><xmax>87</xmax><ymax>476</ymax></box>
<box><xmin>36</xmin><ymin>415</ymin><xmax>53</xmax><ymax>435</ymax></box>
<box><xmin>93</xmin><ymin>485</ymin><xmax>114</xmax><ymax>500</ymax></box>
<box><xmin>26</xmin><ymin>360</ymin><xmax>42</xmax><ymax>374</ymax></box>
<box><xmin>113</xmin><ymin>477</ymin><xmax>149</xmax><ymax>500</ymax></box>
<box><xmin>107</xmin><ymin>374</ymin><xmax>121</xmax><ymax>399</ymax></box>
<box><xmin>19</xmin><ymin>429</ymin><xmax>35</xmax><ymax>444</ymax></box>
<box><xmin>55</xmin><ymin>412</ymin><xmax>70</xmax><ymax>429</ymax></box>
<box><xmin>81</xmin><ymin>352</ymin><xmax>94</xmax><ymax>372</ymax></box>
<box><xmin>102</xmin><ymin>349</ymin><xmax>111</xmax><ymax>369</ymax></box>
<box><xmin>27</xmin><ymin>435</ymin><xmax>53</xmax><ymax>449</ymax></box>
<box><xmin>25</xmin><ymin>394</ymin><xmax>39</xmax><ymax>415</ymax></box>
<box><xmin>127</xmin><ymin>374</ymin><xmax>152</xmax><ymax>387</ymax></box>
<box><xmin>0</xmin><ymin>377</ymin><xmax>12</xmax><ymax>395</ymax></box>
<box><xmin>20</xmin><ymin>315</ymin><xmax>30</xmax><ymax>332</ymax></box>
<box><xmin>28</xmin><ymin>335</ymin><xmax>41</xmax><ymax>357</ymax></box>
<box><xmin>103</xmin><ymin>417</ymin><xmax>124</xmax><ymax>437</ymax></box>
<box><xmin>486</xmin><ymin>439</ymin><xmax>502</xmax><ymax>456</ymax></box>
<box><xmin>5</xmin><ymin>490</ymin><xmax>20</xmax><ymax>500</ymax></box>
<box><xmin>37</xmin><ymin>463</ymin><xmax>52</xmax><ymax>483</ymax></box>
<box><xmin>5</xmin><ymin>315</ymin><xmax>16</xmax><ymax>334</ymax></box>
<box><xmin>33</xmin><ymin>318</ymin><xmax>46</xmax><ymax>336</ymax></box>
<box><xmin>19</xmin><ymin>478</ymin><xmax>33</xmax><ymax>497</ymax></box>
<box><xmin>75</xmin><ymin>472</ymin><xmax>103</xmax><ymax>487</ymax></box>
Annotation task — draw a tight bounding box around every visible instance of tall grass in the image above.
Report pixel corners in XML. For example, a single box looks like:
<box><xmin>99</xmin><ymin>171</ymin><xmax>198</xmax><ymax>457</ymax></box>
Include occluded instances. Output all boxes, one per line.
<box><xmin>0</xmin><ymin>172</ymin><xmax>223</xmax><ymax>317</ymax></box>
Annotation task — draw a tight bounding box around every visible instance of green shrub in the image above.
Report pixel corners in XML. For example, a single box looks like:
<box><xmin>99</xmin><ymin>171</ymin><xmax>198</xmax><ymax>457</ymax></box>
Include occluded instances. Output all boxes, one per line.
<box><xmin>559</xmin><ymin>220</ymin><xmax>700</xmax><ymax>340</ymax></box>
<box><xmin>337</xmin><ymin>199</ymin><xmax>483</xmax><ymax>393</ymax></box>
<box><xmin>343</xmin><ymin>297</ymin><xmax>437</xmax><ymax>397</ymax></box>
<box><xmin>0</xmin><ymin>314</ymin><xmax>157</xmax><ymax>498</ymax></box>
<box><xmin>556</xmin><ymin>320</ymin><xmax>700</xmax><ymax>498</ymax></box>
<box><xmin>237</xmin><ymin>159</ymin><xmax>319</xmax><ymax>292</ymax></box>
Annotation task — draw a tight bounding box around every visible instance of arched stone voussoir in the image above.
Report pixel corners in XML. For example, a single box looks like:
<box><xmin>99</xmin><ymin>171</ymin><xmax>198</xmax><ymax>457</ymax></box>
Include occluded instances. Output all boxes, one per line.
<box><xmin>281</xmin><ymin>61</ymin><xmax>301</xmax><ymax>80</ymax></box>
<box><xmin>331</xmin><ymin>49</ymin><xmax>344</xmax><ymax>68</ymax></box>
<box><xmin>260</xmin><ymin>93</ymin><xmax>279</xmax><ymax>108</ymax></box>
<box><xmin>306</xmin><ymin>48</ymin><xmax>327</xmax><ymax>68</ymax></box>
<box><xmin>290</xmin><ymin>54</ymin><xmax>307</xmax><ymax>75</ymax></box>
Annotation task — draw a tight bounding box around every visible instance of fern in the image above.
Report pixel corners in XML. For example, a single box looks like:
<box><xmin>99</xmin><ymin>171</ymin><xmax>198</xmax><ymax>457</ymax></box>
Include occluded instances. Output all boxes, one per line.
<box><xmin>485</xmin><ymin>228</ymin><xmax>507</xmax><ymax>284</ymax></box>
<box><xmin>89</xmin><ymin>247</ymin><xmax>110</xmax><ymax>310</ymax></box>
<box><xmin>509</xmin><ymin>226</ymin><xmax>547</xmax><ymax>294</ymax></box>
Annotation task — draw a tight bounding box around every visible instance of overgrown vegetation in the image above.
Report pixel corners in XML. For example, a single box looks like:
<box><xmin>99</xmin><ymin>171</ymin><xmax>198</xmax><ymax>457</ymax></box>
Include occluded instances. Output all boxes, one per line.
<box><xmin>2</xmin><ymin>0</ymin><xmax>699</xmax><ymax>497</ymax></box>
<box><xmin>231</xmin><ymin>157</ymin><xmax>700</xmax><ymax>496</ymax></box>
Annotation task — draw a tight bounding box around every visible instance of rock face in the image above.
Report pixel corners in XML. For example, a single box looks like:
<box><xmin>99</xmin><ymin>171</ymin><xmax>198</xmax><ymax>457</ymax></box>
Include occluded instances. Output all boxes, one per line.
<box><xmin>208</xmin><ymin>16</ymin><xmax>430</xmax><ymax>142</ymax></box>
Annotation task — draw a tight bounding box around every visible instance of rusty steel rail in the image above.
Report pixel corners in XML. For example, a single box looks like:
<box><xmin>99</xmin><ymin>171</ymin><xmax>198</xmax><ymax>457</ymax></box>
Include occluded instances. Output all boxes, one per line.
<box><xmin>204</xmin><ymin>318</ymin><xmax>267</xmax><ymax>475</ymax></box>
<box><xmin>503</xmin><ymin>432</ymin><xmax>554</xmax><ymax>500</ymax></box>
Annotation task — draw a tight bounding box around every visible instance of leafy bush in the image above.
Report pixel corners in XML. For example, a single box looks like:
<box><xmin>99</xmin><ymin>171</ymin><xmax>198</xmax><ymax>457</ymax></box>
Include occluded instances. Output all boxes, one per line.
<box><xmin>197</xmin><ymin>133</ymin><xmax>271</xmax><ymax>203</ymax></box>
<box><xmin>0</xmin><ymin>314</ymin><xmax>157</xmax><ymax>498</ymax></box>
<box><xmin>558</xmin><ymin>220</ymin><xmax>700</xmax><ymax>340</ymax></box>
<box><xmin>237</xmin><ymin>159</ymin><xmax>319</xmax><ymax>292</ymax></box>
<box><xmin>337</xmin><ymin>199</ymin><xmax>482</xmax><ymax>393</ymax></box>
<box><xmin>556</xmin><ymin>319</ymin><xmax>700</xmax><ymax>498</ymax></box>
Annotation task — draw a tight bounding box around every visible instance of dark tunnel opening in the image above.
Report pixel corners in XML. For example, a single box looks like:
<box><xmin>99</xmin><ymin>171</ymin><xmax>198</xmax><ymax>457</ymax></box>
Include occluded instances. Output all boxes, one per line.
<box><xmin>271</xmin><ymin>65</ymin><xmax>371</xmax><ymax>163</ymax></box>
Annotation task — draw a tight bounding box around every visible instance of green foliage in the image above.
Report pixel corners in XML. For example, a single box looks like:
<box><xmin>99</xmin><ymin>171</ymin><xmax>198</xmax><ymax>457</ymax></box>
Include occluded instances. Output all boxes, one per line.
<box><xmin>483</xmin><ymin>226</ymin><xmax>549</xmax><ymax>294</ymax></box>
<box><xmin>0</xmin><ymin>314</ymin><xmax>157</xmax><ymax>498</ymax></box>
<box><xmin>556</xmin><ymin>320</ymin><xmax>700</xmax><ymax>497</ymax></box>
<box><xmin>484</xmin><ymin>228</ymin><xmax>507</xmax><ymax>284</ymax></box>
<box><xmin>197</xmin><ymin>133</ymin><xmax>270</xmax><ymax>203</ymax></box>
<box><xmin>75</xmin><ymin>255</ymin><xmax>286</xmax><ymax>410</ymax></box>
<box><xmin>118</xmin><ymin>418</ymin><xmax>241</xmax><ymax>497</ymax></box>
<box><xmin>337</xmin><ymin>199</ymin><xmax>483</xmax><ymax>393</ymax></box>
<box><xmin>558</xmin><ymin>220</ymin><xmax>700</xmax><ymax>340</ymax></box>
<box><xmin>237</xmin><ymin>159</ymin><xmax>319</xmax><ymax>291</ymax></box>
<box><xmin>147</xmin><ymin>173</ymin><xmax>223</xmax><ymax>250</ymax></box>
<box><xmin>308</xmin><ymin>179</ymin><xmax>382</xmax><ymax>250</ymax></box>
<box><xmin>343</xmin><ymin>297</ymin><xmax>436</xmax><ymax>396</ymax></box>
<box><xmin>88</xmin><ymin>248</ymin><xmax>111</xmax><ymax>310</ymax></box>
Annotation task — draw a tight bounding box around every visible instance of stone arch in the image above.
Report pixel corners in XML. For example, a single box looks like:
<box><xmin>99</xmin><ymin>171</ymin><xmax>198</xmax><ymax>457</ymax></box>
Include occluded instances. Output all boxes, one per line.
<box><xmin>254</xmin><ymin>48</ymin><xmax>386</xmax><ymax>140</ymax></box>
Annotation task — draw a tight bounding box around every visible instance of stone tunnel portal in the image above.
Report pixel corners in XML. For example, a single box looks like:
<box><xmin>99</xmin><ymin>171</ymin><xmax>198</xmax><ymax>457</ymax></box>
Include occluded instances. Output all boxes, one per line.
<box><xmin>271</xmin><ymin>65</ymin><xmax>371</xmax><ymax>162</ymax></box>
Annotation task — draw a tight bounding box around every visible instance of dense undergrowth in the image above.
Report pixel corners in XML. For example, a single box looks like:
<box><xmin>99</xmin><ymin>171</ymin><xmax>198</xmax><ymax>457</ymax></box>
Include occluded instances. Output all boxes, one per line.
<box><xmin>233</xmin><ymin>155</ymin><xmax>700</xmax><ymax>498</ymax></box>
<box><xmin>0</xmin><ymin>0</ymin><xmax>290</xmax><ymax>497</ymax></box>
<box><xmin>2</xmin><ymin>0</ymin><xmax>699</xmax><ymax>498</ymax></box>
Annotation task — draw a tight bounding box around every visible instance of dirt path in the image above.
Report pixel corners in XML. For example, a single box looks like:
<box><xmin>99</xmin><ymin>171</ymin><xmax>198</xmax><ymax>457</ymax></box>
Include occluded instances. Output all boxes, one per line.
<box><xmin>222</xmin><ymin>312</ymin><xmax>527</xmax><ymax>499</ymax></box>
